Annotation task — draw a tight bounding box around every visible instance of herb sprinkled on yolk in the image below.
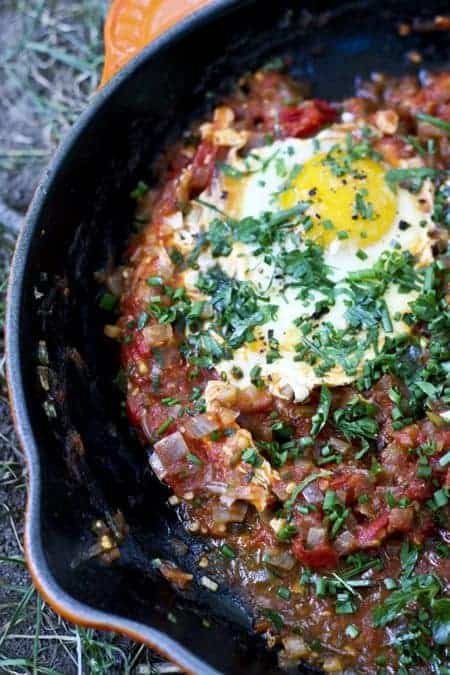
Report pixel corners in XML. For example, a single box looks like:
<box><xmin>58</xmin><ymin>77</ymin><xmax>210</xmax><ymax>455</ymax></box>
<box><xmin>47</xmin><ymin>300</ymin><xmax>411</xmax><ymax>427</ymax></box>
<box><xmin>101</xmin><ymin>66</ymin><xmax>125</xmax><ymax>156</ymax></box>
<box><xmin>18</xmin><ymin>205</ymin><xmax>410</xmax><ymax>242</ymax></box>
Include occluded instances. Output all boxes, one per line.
<box><xmin>280</xmin><ymin>153</ymin><xmax>396</xmax><ymax>247</ymax></box>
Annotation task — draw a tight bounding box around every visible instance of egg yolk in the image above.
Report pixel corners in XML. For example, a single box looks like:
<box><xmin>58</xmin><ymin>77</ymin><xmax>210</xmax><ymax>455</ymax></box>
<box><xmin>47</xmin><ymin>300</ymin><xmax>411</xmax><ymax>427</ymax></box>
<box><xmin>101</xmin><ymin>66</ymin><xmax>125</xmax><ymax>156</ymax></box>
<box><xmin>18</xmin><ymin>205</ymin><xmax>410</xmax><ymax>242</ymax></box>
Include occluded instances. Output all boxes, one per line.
<box><xmin>280</xmin><ymin>152</ymin><xmax>397</xmax><ymax>247</ymax></box>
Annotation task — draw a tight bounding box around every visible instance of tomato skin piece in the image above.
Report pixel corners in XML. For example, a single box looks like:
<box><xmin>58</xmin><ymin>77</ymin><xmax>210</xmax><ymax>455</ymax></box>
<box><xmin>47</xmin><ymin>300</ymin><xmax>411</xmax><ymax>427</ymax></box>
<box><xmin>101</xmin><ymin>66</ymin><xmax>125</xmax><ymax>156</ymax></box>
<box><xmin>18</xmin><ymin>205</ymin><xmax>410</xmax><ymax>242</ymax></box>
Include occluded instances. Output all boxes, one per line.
<box><xmin>291</xmin><ymin>538</ymin><xmax>339</xmax><ymax>570</ymax></box>
<box><xmin>189</xmin><ymin>141</ymin><xmax>217</xmax><ymax>196</ymax></box>
<box><xmin>357</xmin><ymin>513</ymin><xmax>389</xmax><ymax>548</ymax></box>
<box><xmin>279</xmin><ymin>100</ymin><xmax>336</xmax><ymax>138</ymax></box>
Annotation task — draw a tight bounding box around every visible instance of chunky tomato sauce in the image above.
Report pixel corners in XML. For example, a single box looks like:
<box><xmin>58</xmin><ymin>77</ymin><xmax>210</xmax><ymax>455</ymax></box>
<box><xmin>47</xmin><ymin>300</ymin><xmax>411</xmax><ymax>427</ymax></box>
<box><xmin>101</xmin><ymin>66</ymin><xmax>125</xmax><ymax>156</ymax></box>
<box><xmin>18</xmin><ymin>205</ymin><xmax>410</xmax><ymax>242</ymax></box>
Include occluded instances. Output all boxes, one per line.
<box><xmin>109</xmin><ymin>67</ymin><xmax>450</xmax><ymax>673</ymax></box>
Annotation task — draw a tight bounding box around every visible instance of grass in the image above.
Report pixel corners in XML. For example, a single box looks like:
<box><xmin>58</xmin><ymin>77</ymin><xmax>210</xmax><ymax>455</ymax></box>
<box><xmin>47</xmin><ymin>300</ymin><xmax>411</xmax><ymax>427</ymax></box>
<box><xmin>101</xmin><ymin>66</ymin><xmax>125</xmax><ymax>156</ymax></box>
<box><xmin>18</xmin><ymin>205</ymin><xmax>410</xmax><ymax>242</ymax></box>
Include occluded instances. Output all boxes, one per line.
<box><xmin>0</xmin><ymin>2</ymin><xmax>180</xmax><ymax>673</ymax></box>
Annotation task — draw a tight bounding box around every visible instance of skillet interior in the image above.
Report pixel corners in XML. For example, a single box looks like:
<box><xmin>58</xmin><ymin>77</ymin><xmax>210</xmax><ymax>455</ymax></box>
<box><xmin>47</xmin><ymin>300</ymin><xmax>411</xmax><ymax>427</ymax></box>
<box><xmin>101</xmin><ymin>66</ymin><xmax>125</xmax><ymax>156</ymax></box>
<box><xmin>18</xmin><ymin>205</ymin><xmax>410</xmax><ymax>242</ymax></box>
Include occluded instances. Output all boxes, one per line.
<box><xmin>8</xmin><ymin>0</ymin><xmax>450</xmax><ymax>673</ymax></box>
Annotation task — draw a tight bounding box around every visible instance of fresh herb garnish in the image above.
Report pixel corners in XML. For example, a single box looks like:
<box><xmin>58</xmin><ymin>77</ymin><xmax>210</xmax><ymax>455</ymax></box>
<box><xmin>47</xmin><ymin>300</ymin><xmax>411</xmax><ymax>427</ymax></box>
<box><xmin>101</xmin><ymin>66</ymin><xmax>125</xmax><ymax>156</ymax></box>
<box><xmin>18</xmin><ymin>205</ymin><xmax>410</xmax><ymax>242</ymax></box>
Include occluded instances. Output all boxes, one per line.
<box><xmin>385</xmin><ymin>167</ymin><xmax>438</xmax><ymax>193</ymax></box>
<box><xmin>416</xmin><ymin>111</ymin><xmax>450</xmax><ymax>135</ymax></box>
<box><xmin>311</xmin><ymin>386</ymin><xmax>331</xmax><ymax>437</ymax></box>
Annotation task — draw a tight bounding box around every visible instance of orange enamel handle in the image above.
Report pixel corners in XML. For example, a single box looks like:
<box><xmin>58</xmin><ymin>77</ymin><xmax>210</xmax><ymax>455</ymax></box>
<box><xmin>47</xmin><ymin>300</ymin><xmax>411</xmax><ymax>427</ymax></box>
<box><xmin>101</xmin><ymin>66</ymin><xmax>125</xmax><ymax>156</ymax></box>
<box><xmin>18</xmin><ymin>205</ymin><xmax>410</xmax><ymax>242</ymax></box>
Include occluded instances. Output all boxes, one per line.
<box><xmin>102</xmin><ymin>0</ymin><xmax>213</xmax><ymax>86</ymax></box>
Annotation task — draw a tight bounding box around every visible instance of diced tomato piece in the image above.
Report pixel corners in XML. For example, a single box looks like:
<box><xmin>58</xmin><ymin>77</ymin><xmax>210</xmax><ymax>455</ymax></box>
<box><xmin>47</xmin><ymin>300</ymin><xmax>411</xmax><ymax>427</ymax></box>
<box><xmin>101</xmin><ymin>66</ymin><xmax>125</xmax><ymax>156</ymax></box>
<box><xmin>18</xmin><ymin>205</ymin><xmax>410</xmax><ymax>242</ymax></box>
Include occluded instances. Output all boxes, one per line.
<box><xmin>279</xmin><ymin>100</ymin><xmax>336</xmax><ymax>138</ymax></box>
<box><xmin>406</xmin><ymin>479</ymin><xmax>433</xmax><ymax>501</ymax></box>
<box><xmin>436</xmin><ymin>429</ymin><xmax>450</xmax><ymax>450</ymax></box>
<box><xmin>153</xmin><ymin>176</ymin><xmax>180</xmax><ymax>221</ymax></box>
<box><xmin>291</xmin><ymin>538</ymin><xmax>338</xmax><ymax>570</ymax></box>
<box><xmin>387</xmin><ymin>507</ymin><xmax>415</xmax><ymax>534</ymax></box>
<box><xmin>329</xmin><ymin>471</ymin><xmax>371</xmax><ymax>504</ymax></box>
<box><xmin>391</xmin><ymin>424</ymin><xmax>420</xmax><ymax>450</ymax></box>
<box><xmin>126</xmin><ymin>394</ymin><xmax>143</xmax><ymax>427</ymax></box>
<box><xmin>373</xmin><ymin>136</ymin><xmax>413</xmax><ymax>165</ymax></box>
<box><xmin>436</xmin><ymin>101</ymin><xmax>450</xmax><ymax>122</ymax></box>
<box><xmin>357</xmin><ymin>513</ymin><xmax>389</xmax><ymax>548</ymax></box>
<box><xmin>122</xmin><ymin>330</ymin><xmax>151</xmax><ymax>361</ymax></box>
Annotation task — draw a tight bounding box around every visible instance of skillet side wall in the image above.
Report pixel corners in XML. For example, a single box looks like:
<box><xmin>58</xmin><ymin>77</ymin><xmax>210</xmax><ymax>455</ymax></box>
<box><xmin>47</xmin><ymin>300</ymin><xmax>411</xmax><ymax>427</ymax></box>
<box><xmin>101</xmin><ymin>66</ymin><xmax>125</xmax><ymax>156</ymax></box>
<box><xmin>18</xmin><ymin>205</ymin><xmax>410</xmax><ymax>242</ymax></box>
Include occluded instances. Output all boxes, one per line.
<box><xmin>7</xmin><ymin>0</ymin><xmax>450</xmax><ymax>673</ymax></box>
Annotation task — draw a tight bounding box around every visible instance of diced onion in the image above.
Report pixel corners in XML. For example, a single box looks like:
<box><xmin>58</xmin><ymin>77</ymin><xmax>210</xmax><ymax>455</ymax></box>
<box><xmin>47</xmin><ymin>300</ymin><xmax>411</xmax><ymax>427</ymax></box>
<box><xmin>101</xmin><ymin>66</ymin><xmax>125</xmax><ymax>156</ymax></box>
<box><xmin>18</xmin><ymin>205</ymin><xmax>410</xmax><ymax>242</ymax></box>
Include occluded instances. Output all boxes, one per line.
<box><xmin>222</xmin><ymin>484</ymin><xmax>268</xmax><ymax>511</ymax></box>
<box><xmin>306</xmin><ymin>527</ymin><xmax>327</xmax><ymax>548</ymax></box>
<box><xmin>149</xmin><ymin>452</ymin><xmax>167</xmax><ymax>481</ymax></box>
<box><xmin>183</xmin><ymin>414</ymin><xmax>219</xmax><ymax>439</ymax></box>
<box><xmin>282</xmin><ymin>636</ymin><xmax>310</xmax><ymax>659</ymax></box>
<box><xmin>334</xmin><ymin>530</ymin><xmax>356</xmax><ymax>555</ymax></box>
<box><xmin>152</xmin><ymin>431</ymin><xmax>189</xmax><ymax>477</ymax></box>
<box><xmin>303</xmin><ymin>483</ymin><xmax>324</xmax><ymax>504</ymax></box>
<box><xmin>236</xmin><ymin>385</ymin><xmax>273</xmax><ymax>413</ymax></box>
<box><xmin>328</xmin><ymin>436</ymin><xmax>351</xmax><ymax>452</ymax></box>
<box><xmin>155</xmin><ymin>247</ymin><xmax>174</xmax><ymax>281</ymax></box>
<box><xmin>143</xmin><ymin>323</ymin><xmax>173</xmax><ymax>347</ymax></box>
<box><xmin>323</xmin><ymin>657</ymin><xmax>343</xmax><ymax>672</ymax></box>
<box><xmin>216</xmin><ymin>406</ymin><xmax>239</xmax><ymax>425</ymax></box>
<box><xmin>212</xmin><ymin>501</ymin><xmax>248</xmax><ymax>524</ymax></box>
<box><xmin>205</xmin><ymin>481</ymin><xmax>228</xmax><ymax>495</ymax></box>
<box><xmin>205</xmin><ymin>381</ymin><xmax>238</xmax><ymax>408</ymax></box>
<box><xmin>262</xmin><ymin>547</ymin><xmax>296</xmax><ymax>571</ymax></box>
<box><xmin>200</xmin><ymin>576</ymin><xmax>218</xmax><ymax>591</ymax></box>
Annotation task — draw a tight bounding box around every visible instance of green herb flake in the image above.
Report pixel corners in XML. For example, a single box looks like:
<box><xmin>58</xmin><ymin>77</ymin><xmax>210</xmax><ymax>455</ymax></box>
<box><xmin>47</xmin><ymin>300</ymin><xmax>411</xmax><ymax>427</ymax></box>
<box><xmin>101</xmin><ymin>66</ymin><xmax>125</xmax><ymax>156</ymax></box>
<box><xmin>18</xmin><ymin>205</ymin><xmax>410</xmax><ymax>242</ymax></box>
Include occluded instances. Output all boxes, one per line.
<box><xmin>99</xmin><ymin>292</ymin><xmax>117</xmax><ymax>311</ymax></box>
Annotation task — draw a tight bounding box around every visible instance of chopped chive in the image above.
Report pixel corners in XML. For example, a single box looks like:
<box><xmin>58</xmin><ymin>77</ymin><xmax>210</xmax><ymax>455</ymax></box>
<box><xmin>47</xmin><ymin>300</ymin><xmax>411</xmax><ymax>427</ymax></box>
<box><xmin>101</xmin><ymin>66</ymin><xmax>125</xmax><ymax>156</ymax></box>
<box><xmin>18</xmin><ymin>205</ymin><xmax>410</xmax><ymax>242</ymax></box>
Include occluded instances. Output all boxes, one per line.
<box><xmin>220</xmin><ymin>544</ymin><xmax>236</xmax><ymax>559</ymax></box>
<box><xmin>356</xmin><ymin>249</ymin><xmax>368</xmax><ymax>261</ymax></box>
<box><xmin>265</xmin><ymin>609</ymin><xmax>283</xmax><ymax>631</ymax></box>
<box><xmin>162</xmin><ymin>397</ymin><xmax>181</xmax><ymax>406</ymax></box>
<box><xmin>99</xmin><ymin>292</ymin><xmax>117</xmax><ymax>311</ymax></box>
<box><xmin>416</xmin><ymin>112</ymin><xmax>450</xmax><ymax>134</ymax></box>
<box><xmin>156</xmin><ymin>417</ymin><xmax>174</xmax><ymax>436</ymax></box>
<box><xmin>416</xmin><ymin>464</ymin><xmax>432</xmax><ymax>479</ymax></box>
<box><xmin>337</xmin><ymin>230</ymin><xmax>349</xmax><ymax>240</ymax></box>
<box><xmin>130</xmin><ymin>180</ymin><xmax>149</xmax><ymax>200</ymax></box>
<box><xmin>187</xmin><ymin>452</ymin><xmax>203</xmax><ymax>465</ymax></box>
<box><xmin>137</xmin><ymin>312</ymin><xmax>149</xmax><ymax>330</ymax></box>
<box><xmin>336</xmin><ymin>600</ymin><xmax>355</xmax><ymax>614</ymax></box>
<box><xmin>277</xmin><ymin>524</ymin><xmax>298</xmax><ymax>542</ymax></box>
<box><xmin>147</xmin><ymin>276</ymin><xmax>163</xmax><ymax>286</ymax></box>
<box><xmin>315</xmin><ymin>577</ymin><xmax>327</xmax><ymax>597</ymax></box>
<box><xmin>433</xmin><ymin>489</ymin><xmax>449</xmax><ymax>508</ymax></box>
<box><xmin>323</xmin><ymin>490</ymin><xmax>337</xmax><ymax>510</ymax></box>
<box><xmin>317</xmin><ymin>454</ymin><xmax>340</xmax><ymax>465</ymax></box>
<box><xmin>423</xmin><ymin>266</ymin><xmax>434</xmax><ymax>292</ymax></box>
<box><xmin>151</xmin><ymin>373</ymin><xmax>160</xmax><ymax>392</ymax></box>
<box><xmin>277</xmin><ymin>586</ymin><xmax>291</xmax><ymax>600</ymax></box>
<box><xmin>379</xmin><ymin>301</ymin><xmax>393</xmax><ymax>333</ymax></box>
<box><xmin>345</xmin><ymin>624</ymin><xmax>359</xmax><ymax>639</ymax></box>
<box><xmin>439</xmin><ymin>451</ymin><xmax>450</xmax><ymax>467</ymax></box>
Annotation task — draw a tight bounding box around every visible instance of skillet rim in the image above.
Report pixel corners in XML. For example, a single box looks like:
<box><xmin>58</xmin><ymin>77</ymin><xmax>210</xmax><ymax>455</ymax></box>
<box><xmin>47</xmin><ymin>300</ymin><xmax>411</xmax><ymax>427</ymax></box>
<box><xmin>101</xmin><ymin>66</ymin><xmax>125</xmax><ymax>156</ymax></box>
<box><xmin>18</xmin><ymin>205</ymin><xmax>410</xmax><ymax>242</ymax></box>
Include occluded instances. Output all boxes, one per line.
<box><xmin>6</xmin><ymin>1</ymin><xmax>450</xmax><ymax>672</ymax></box>
<box><xmin>5</xmin><ymin>1</ymin><xmax>245</xmax><ymax>673</ymax></box>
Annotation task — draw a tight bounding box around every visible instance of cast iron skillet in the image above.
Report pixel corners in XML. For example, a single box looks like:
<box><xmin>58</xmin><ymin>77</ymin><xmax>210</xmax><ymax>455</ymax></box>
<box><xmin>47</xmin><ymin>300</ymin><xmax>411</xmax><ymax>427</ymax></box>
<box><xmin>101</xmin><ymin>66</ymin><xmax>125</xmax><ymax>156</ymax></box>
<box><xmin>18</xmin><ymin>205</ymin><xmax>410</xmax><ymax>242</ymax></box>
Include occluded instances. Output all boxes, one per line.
<box><xmin>6</xmin><ymin>1</ymin><xmax>450</xmax><ymax>672</ymax></box>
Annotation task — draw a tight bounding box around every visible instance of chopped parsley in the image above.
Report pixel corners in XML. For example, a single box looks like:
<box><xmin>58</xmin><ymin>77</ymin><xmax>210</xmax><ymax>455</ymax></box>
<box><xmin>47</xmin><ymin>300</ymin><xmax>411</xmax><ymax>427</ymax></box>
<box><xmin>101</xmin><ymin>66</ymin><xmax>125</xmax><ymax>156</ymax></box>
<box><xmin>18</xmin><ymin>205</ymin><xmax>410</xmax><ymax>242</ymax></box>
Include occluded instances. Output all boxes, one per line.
<box><xmin>333</xmin><ymin>396</ymin><xmax>379</xmax><ymax>447</ymax></box>
<box><xmin>371</xmin><ymin>544</ymin><xmax>449</xmax><ymax>672</ymax></box>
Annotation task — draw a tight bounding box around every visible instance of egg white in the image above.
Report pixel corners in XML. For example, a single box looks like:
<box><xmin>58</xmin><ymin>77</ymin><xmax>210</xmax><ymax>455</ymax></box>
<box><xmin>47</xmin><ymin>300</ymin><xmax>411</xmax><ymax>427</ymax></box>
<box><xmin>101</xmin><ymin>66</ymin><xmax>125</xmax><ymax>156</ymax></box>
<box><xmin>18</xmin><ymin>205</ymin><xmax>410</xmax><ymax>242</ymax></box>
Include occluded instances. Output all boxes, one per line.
<box><xmin>168</xmin><ymin>125</ymin><xmax>435</xmax><ymax>402</ymax></box>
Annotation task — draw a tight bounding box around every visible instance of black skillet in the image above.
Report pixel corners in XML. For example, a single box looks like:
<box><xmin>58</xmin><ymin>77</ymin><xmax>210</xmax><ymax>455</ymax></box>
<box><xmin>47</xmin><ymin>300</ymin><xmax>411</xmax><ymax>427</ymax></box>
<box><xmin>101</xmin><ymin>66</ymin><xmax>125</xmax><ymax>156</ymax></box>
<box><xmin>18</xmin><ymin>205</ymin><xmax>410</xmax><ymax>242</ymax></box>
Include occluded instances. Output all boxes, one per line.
<box><xmin>6</xmin><ymin>0</ymin><xmax>450</xmax><ymax>672</ymax></box>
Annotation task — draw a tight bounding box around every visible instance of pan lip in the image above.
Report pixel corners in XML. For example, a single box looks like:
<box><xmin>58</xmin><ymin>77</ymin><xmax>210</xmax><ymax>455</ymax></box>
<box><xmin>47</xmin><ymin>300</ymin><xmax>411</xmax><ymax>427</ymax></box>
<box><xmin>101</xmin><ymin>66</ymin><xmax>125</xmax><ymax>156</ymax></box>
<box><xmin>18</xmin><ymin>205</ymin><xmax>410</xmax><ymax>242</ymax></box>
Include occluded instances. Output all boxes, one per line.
<box><xmin>5</xmin><ymin>0</ymin><xmax>247</xmax><ymax>673</ymax></box>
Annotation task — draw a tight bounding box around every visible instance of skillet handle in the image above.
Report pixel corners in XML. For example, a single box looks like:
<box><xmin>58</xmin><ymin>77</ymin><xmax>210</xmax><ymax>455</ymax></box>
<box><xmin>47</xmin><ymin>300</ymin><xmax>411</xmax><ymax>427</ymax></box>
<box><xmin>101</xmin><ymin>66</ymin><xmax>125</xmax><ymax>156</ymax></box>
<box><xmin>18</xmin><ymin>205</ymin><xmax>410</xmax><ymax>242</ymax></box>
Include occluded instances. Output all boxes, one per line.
<box><xmin>101</xmin><ymin>0</ymin><xmax>213</xmax><ymax>86</ymax></box>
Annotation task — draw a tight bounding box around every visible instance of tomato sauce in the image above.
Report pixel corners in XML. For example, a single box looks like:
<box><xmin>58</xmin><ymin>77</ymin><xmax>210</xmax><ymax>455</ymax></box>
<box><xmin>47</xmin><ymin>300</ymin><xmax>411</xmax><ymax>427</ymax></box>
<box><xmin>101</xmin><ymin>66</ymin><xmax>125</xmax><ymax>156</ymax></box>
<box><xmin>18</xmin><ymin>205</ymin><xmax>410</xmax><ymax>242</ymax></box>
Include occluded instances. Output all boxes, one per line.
<box><xmin>111</xmin><ymin>67</ymin><xmax>450</xmax><ymax>672</ymax></box>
